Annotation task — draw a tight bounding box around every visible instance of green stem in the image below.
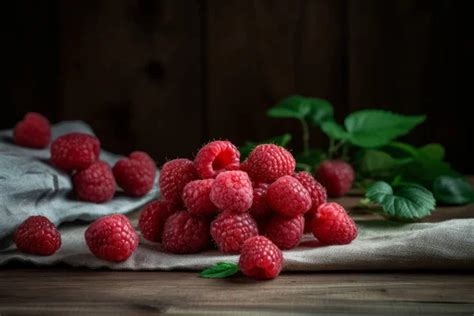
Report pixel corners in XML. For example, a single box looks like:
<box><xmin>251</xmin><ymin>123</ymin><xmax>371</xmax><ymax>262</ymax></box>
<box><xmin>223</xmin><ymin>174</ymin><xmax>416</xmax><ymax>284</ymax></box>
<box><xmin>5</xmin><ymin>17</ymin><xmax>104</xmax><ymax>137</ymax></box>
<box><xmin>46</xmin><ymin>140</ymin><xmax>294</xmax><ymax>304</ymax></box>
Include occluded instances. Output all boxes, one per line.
<box><xmin>300</xmin><ymin>118</ymin><xmax>310</xmax><ymax>154</ymax></box>
<box><xmin>328</xmin><ymin>138</ymin><xmax>335</xmax><ymax>158</ymax></box>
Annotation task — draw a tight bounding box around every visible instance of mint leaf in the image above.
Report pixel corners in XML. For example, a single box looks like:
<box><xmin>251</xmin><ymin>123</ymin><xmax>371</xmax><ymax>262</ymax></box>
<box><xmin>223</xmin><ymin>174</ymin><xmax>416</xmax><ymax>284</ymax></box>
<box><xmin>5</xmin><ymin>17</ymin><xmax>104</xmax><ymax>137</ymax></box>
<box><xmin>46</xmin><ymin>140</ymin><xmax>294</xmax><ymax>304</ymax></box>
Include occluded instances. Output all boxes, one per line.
<box><xmin>365</xmin><ymin>181</ymin><xmax>436</xmax><ymax>220</ymax></box>
<box><xmin>344</xmin><ymin>110</ymin><xmax>426</xmax><ymax>148</ymax></box>
<box><xmin>433</xmin><ymin>176</ymin><xmax>474</xmax><ymax>205</ymax></box>
<box><xmin>240</xmin><ymin>134</ymin><xmax>292</xmax><ymax>160</ymax></box>
<box><xmin>267</xmin><ymin>95</ymin><xmax>333</xmax><ymax>124</ymax></box>
<box><xmin>199</xmin><ymin>262</ymin><xmax>239</xmax><ymax>279</ymax></box>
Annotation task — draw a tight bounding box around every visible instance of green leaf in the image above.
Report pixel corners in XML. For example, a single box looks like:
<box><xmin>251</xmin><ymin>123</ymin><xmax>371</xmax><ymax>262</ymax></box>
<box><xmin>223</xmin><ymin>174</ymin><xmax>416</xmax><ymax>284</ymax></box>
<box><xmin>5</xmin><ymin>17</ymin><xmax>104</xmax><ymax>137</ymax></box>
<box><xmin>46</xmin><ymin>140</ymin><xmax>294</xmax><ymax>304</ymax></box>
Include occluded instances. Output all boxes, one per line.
<box><xmin>240</xmin><ymin>134</ymin><xmax>292</xmax><ymax>160</ymax></box>
<box><xmin>267</xmin><ymin>95</ymin><xmax>334</xmax><ymax>125</ymax></box>
<box><xmin>321</xmin><ymin>120</ymin><xmax>350</xmax><ymax>141</ymax></box>
<box><xmin>365</xmin><ymin>181</ymin><xmax>436</xmax><ymax>220</ymax></box>
<box><xmin>344</xmin><ymin>110</ymin><xmax>426</xmax><ymax>148</ymax></box>
<box><xmin>357</xmin><ymin>149</ymin><xmax>400</xmax><ymax>178</ymax></box>
<box><xmin>433</xmin><ymin>176</ymin><xmax>474</xmax><ymax>205</ymax></box>
<box><xmin>295</xmin><ymin>149</ymin><xmax>326</xmax><ymax>172</ymax></box>
<box><xmin>199</xmin><ymin>262</ymin><xmax>239</xmax><ymax>279</ymax></box>
<box><xmin>418</xmin><ymin>143</ymin><xmax>445</xmax><ymax>161</ymax></box>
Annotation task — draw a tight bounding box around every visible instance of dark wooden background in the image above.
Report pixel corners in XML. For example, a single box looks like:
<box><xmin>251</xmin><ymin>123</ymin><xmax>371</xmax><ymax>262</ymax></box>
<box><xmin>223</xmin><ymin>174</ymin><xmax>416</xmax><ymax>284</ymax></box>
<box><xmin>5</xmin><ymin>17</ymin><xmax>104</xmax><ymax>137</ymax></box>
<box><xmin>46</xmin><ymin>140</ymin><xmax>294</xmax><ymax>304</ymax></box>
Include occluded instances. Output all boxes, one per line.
<box><xmin>2</xmin><ymin>0</ymin><xmax>472</xmax><ymax>172</ymax></box>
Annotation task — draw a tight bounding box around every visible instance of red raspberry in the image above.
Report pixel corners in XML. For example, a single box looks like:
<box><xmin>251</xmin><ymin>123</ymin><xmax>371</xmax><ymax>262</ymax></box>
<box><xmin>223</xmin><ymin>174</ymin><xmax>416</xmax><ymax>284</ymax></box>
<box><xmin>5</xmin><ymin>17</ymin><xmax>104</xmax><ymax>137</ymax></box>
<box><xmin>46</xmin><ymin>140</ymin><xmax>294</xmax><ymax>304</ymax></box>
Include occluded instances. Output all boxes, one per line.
<box><xmin>14</xmin><ymin>216</ymin><xmax>61</xmax><ymax>255</ymax></box>
<box><xmin>209</xmin><ymin>171</ymin><xmax>253</xmax><ymax>213</ymax></box>
<box><xmin>162</xmin><ymin>211</ymin><xmax>210</xmax><ymax>254</ymax></box>
<box><xmin>194</xmin><ymin>140</ymin><xmax>240</xmax><ymax>179</ymax></box>
<box><xmin>73</xmin><ymin>161</ymin><xmax>116</xmax><ymax>203</ymax></box>
<box><xmin>182</xmin><ymin>179</ymin><xmax>217</xmax><ymax>217</ymax></box>
<box><xmin>210</xmin><ymin>211</ymin><xmax>259</xmax><ymax>253</ymax></box>
<box><xmin>113</xmin><ymin>151</ymin><xmax>156</xmax><ymax>197</ymax></box>
<box><xmin>266</xmin><ymin>175</ymin><xmax>311</xmax><ymax>217</ymax></box>
<box><xmin>315</xmin><ymin>160</ymin><xmax>355</xmax><ymax>197</ymax></box>
<box><xmin>13</xmin><ymin>112</ymin><xmax>51</xmax><ymax>149</ymax></box>
<box><xmin>238</xmin><ymin>236</ymin><xmax>283</xmax><ymax>280</ymax></box>
<box><xmin>265</xmin><ymin>215</ymin><xmax>304</xmax><ymax>250</ymax></box>
<box><xmin>85</xmin><ymin>214</ymin><xmax>139</xmax><ymax>262</ymax></box>
<box><xmin>159</xmin><ymin>159</ymin><xmax>198</xmax><ymax>205</ymax></box>
<box><xmin>311</xmin><ymin>202</ymin><xmax>357</xmax><ymax>245</ymax></box>
<box><xmin>245</xmin><ymin>144</ymin><xmax>295</xmax><ymax>183</ymax></box>
<box><xmin>50</xmin><ymin>133</ymin><xmax>100</xmax><ymax>171</ymax></box>
<box><xmin>249</xmin><ymin>182</ymin><xmax>272</xmax><ymax>220</ymax></box>
<box><xmin>293</xmin><ymin>171</ymin><xmax>327</xmax><ymax>232</ymax></box>
<box><xmin>138</xmin><ymin>200</ymin><xmax>176</xmax><ymax>242</ymax></box>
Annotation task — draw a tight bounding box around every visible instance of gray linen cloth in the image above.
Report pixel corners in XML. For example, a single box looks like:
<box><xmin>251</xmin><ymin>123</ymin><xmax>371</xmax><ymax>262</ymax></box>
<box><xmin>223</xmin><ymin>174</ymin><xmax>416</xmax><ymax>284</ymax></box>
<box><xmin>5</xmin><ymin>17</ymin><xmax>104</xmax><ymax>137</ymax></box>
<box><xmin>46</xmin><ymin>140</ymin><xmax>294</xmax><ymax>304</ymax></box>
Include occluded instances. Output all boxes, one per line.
<box><xmin>1</xmin><ymin>122</ymin><xmax>473</xmax><ymax>270</ymax></box>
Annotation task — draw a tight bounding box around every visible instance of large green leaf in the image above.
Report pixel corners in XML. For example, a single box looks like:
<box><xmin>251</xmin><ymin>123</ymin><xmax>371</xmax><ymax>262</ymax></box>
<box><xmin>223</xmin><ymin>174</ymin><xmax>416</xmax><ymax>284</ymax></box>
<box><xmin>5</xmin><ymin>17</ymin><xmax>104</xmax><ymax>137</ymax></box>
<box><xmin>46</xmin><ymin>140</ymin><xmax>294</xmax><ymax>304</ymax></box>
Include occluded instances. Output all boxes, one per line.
<box><xmin>433</xmin><ymin>176</ymin><xmax>474</xmax><ymax>205</ymax></box>
<box><xmin>365</xmin><ymin>181</ymin><xmax>436</xmax><ymax>220</ymax></box>
<box><xmin>267</xmin><ymin>95</ymin><xmax>333</xmax><ymax>124</ymax></box>
<box><xmin>344</xmin><ymin>110</ymin><xmax>426</xmax><ymax>148</ymax></box>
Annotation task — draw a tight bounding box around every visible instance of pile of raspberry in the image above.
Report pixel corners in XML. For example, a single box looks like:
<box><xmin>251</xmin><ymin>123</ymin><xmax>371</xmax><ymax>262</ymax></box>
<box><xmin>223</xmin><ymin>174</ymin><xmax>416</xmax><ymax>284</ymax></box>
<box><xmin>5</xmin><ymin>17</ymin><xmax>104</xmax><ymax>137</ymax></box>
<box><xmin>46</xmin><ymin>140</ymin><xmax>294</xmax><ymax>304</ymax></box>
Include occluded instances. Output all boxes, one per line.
<box><xmin>11</xmin><ymin>113</ymin><xmax>358</xmax><ymax>281</ymax></box>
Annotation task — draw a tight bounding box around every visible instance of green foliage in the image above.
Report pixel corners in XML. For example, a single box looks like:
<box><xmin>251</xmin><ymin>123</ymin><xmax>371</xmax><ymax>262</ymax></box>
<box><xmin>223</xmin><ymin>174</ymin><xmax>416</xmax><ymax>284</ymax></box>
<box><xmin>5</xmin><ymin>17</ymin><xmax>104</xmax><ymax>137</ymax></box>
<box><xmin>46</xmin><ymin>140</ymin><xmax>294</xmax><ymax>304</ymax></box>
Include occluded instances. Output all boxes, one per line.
<box><xmin>294</xmin><ymin>149</ymin><xmax>326</xmax><ymax>173</ymax></box>
<box><xmin>267</xmin><ymin>95</ymin><xmax>333</xmax><ymax>125</ymax></box>
<box><xmin>366</xmin><ymin>181</ymin><xmax>436</xmax><ymax>220</ymax></box>
<box><xmin>199</xmin><ymin>262</ymin><xmax>239</xmax><ymax>279</ymax></box>
<box><xmin>433</xmin><ymin>176</ymin><xmax>474</xmax><ymax>205</ymax></box>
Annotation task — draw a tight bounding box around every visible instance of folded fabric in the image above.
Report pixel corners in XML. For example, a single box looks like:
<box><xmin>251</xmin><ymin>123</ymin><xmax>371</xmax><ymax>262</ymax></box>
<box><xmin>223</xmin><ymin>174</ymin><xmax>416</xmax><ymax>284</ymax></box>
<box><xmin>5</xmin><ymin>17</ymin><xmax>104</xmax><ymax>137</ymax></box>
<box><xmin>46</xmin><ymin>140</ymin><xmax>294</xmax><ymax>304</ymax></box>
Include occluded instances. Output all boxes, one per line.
<box><xmin>0</xmin><ymin>121</ymin><xmax>158</xmax><ymax>246</ymax></box>
<box><xmin>1</xmin><ymin>218</ymin><xmax>473</xmax><ymax>270</ymax></box>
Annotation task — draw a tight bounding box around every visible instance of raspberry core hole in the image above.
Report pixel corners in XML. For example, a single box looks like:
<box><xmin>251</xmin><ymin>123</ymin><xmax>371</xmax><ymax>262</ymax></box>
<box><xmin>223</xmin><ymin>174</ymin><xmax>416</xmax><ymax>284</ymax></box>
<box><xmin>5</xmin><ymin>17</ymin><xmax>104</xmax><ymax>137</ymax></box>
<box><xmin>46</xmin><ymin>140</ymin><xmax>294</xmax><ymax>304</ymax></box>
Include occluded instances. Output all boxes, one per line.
<box><xmin>212</xmin><ymin>150</ymin><xmax>235</xmax><ymax>172</ymax></box>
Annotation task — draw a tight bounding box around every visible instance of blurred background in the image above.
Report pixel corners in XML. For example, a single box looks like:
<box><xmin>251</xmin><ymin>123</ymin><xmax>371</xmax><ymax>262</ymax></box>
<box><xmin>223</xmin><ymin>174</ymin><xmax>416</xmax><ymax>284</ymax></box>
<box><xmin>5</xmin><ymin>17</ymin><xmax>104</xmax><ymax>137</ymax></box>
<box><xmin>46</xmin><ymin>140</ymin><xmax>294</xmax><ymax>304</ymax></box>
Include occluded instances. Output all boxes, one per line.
<box><xmin>2</xmin><ymin>0</ymin><xmax>472</xmax><ymax>172</ymax></box>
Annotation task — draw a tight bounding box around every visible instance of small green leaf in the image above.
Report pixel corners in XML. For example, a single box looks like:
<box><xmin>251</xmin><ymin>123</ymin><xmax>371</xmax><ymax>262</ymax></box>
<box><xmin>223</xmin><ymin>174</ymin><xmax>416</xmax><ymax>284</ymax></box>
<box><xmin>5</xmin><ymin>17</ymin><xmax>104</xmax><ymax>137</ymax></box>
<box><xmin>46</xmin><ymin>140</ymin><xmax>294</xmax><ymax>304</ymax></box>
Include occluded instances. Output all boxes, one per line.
<box><xmin>321</xmin><ymin>120</ymin><xmax>350</xmax><ymax>141</ymax></box>
<box><xmin>295</xmin><ymin>149</ymin><xmax>326</xmax><ymax>172</ymax></box>
<box><xmin>306</xmin><ymin>98</ymin><xmax>334</xmax><ymax>125</ymax></box>
<box><xmin>267</xmin><ymin>95</ymin><xmax>311</xmax><ymax>120</ymax></box>
<box><xmin>356</xmin><ymin>149</ymin><xmax>400</xmax><ymax>179</ymax></box>
<box><xmin>199</xmin><ymin>262</ymin><xmax>239</xmax><ymax>279</ymax></box>
<box><xmin>240</xmin><ymin>134</ymin><xmax>292</xmax><ymax>160</ymax></box>
<box><xmin>365</xmin><ymin>181</ymin><xmax>436</xmax><ymax>220</ymax></box>
<box><xmin>418</xmin><ymin>143</ymin><xmax>445</xmax><ymax>161</ymax></box>
<box><xmin>344</xmin><ymin>110</ymin><xmax>426</xmax><ymax>148</ymax></box>
<box><xmin>433</xmin><ymin>176</ymin><xmax>474</xmax><ymax>205</ymax></box>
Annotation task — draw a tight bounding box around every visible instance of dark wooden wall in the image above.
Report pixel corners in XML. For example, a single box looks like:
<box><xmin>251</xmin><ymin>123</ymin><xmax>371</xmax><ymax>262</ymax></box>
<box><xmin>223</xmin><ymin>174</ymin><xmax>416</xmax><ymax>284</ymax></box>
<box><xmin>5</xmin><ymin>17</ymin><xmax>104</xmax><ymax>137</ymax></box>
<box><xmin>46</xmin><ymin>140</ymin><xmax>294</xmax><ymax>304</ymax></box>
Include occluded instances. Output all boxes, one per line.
<box><xmin>2</xmin><ymin>0</ymin><xmax>472</xmax><ymax>172</ymax></box>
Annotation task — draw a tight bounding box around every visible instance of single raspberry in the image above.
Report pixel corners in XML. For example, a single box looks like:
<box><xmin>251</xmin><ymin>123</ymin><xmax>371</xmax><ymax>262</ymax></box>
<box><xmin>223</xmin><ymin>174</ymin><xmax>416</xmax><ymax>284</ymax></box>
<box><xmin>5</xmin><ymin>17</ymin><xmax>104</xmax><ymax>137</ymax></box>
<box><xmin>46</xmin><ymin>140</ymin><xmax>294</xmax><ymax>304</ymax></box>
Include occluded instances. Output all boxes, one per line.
<box><xmin>182</xmin><ymin>179</ymin><xmax>217</xmax><ymax>217</ymax></box>
<box><xmin>209</xmin><ymin>171</ymin><xmax>253</xmax><ymax>213</ymax></box>
<box><xmin>113</xmin><ymin>151</ymin><xmax>156</xmax><ymax>197</ymax></box>
<box><xmin>315</xmin><ymin>160</ymin><xmax>355</xmax><ymax>197</ymax></box>
<box><xmin>293</xmin><ymin>171</ymin><xmax>327</xmax><ymax>232</ymax></box>
<box><xmin>194</xmin><ymin>140</ymin><xmax>240</xmax><ymax>179</ymax></box>
<box><xmin>245</xmin><ymin>144</ymin><xmax>295</xmax><ymax>183</ymax></box>
<box><xmin>249</xmin><ymin>182</ymin><xmax>272</xmax><ymax>220</ymax></box>
<box><xmin>238</xmin><ymin>236</ymin><xmax>283</xmax><ymax>280</ymax></box>
<box><xmin>14</xmin><ymin>216</ymin><xmax>61</xmax><ymax>255</ymax></box>
<box><xmin>138</xmin><ymin>200</ymin><xmax>177</xmax><ymax>242</ymax></box>
<box><xmin>210</xmin><ymin>211</ymin><xmax>259</xmax><ymax>253</ymax></box>
<box><xmin>162</xmin><ymin>211</ymin><xmax>210</xmax><ymax>254</ymax></box>
<box><xmin>50</xmin><ymin>133</ymin><xmax>100</xmax><ymax>171</ymax></box>
<box><xmin>266</xmin><ymin>175</ymin><xmax>311</xmax><ymax>217</ymax></box>
<box><xmin>311</xmin><ymin>202</ymin><xmax>357</xmax><ymax>245</ymax></box>
<box><xmin>265</xmin><ymin>215</ymin><xmax>304</xmax><ymax>250</ymax></box>
<box><xmin>159</xmin><ymin>159</ymin><xmax>198</xmax><ymax>205</ymax></box>
<box><xmin>85</xmin><ymin>214</ymin><xmax>139</xmax><ymax>262</ymax></box>
<box><xmin>73</xmin><ymin>161</ymin><xmax>116</xmax><ymax>203</ymax></box>
<box><xmin>13</xmin><ymin>112</ymin><xmax>51</xmax><ymax>149</ymax></box>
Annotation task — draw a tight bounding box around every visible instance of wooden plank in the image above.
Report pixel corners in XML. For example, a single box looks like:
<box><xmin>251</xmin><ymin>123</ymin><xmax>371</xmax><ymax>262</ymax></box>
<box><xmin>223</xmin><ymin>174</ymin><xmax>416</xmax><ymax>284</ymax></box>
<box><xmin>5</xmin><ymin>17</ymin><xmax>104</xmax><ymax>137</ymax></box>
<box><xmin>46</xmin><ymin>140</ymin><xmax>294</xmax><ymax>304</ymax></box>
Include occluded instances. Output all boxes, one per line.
<box><xmin>58</xmin><ymin>0</ymin><xmax>203</xmax><ymax>164</ymax></box>
<box><xmin>0</xmin><ymin>269</ymin><xmax>473</xmax><ymax>314</ymax></box>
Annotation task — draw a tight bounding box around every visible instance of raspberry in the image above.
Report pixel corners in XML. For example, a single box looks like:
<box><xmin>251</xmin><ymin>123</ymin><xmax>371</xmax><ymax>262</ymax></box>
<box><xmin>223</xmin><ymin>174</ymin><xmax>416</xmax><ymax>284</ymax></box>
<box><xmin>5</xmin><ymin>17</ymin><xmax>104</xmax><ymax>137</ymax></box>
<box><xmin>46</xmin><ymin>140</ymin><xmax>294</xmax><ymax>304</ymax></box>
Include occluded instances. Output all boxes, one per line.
<box><xmin>315</xmin><ymin>160</ymin><xmax>355</xmax><ymax>197</ymax></box>
<box><xmin>311</xmin><ymin>202</ymin><xmax>357</xmax><ymax>245</ymax></box>
<box><xmin>13</xmin><ymin>112</ymin><xmax>51</xmax><ymax>149</ymax></box>
<box><xmin>85</xmin><ymin>214</ymin><xmax>139</xmax><ymax>262</ymax></box>
<box><xmin>194</xmin><ymin>140</ymin><xmax>240</xmax><ymax>179</ymax></box>
<box><xmin>293</xmin><ymin>171</ymin><xmax>327</xmax><ymax>232</ymax></box>
<box><xmin>238</xmin><ymin>236</ymin><xmax>283</xmax><ymax>280</ymax></box>
<box><xmin>209</xmin><ymin>171</ymin><xmax>253</xmax><ymax>213</ymax></box>
<box><xmin>249</xmin><ymin>182</ymin><xmax>272</xmax><ymax>220</ymax></box>
<box><xmin>182</xmin><ymin>179</ymin><xmax>217</xmax><ymax>217</ymax></box>
<box><xmin>138</xmin><ymin>200</ymin><xmax>176</xmax><ymax>242</ymax></box>
<box><xmin>50</xmin><ymin>133</ymin><xmax>100</xmax><ymax>171</ymax></box>
<box><xmin>13</xmin><ymin>216</ymin><xmax>61</xmax><ymax>255</ymax></box>
<box><xmin>162</xmin><ymin>211</ymin><xmax>210</xmax><ymax>254</ymax></box>
<box><xmin>266</xmin><ymin>175</ymin><xmax>311</xmax><ymax>217</ymax></box>
<box><xmin>159</xmin><ymin>159</ymin><xmax>198</xmax><ymax>205</ymax></box>
<box><xmin>265</xmin><ymin>215</ymin><xmax>304</xmax><ymax>250</ymax></box>
<box><xmin>245</xmin><ymin>144</ymin><xmax>295</xmax><ymax>183</ymax></box>
<box><xmin>210</xmin><ymin>211</ymin><xmax>259</xmax><ymax>253</ymax></box>
<box><xmin>73</xmin><ymin>161</ymin><xmax>116</xmax><ymax>203</ymax></box>
<box><xmin>113</xmin><ymin>151</ymin><xmax>156</xmax><ymax>197</ymax></box>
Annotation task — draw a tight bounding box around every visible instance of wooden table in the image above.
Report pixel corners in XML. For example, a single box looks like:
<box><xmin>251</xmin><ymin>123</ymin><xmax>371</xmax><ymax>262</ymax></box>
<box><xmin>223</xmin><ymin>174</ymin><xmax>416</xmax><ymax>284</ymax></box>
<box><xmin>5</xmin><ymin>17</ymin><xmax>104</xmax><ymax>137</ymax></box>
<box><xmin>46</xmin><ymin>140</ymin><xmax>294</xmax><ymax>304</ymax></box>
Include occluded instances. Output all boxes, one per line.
<box><xmin>1</xmin><ymin>195</ymin><xmax>473</xmax><ymax>314</ymax></box>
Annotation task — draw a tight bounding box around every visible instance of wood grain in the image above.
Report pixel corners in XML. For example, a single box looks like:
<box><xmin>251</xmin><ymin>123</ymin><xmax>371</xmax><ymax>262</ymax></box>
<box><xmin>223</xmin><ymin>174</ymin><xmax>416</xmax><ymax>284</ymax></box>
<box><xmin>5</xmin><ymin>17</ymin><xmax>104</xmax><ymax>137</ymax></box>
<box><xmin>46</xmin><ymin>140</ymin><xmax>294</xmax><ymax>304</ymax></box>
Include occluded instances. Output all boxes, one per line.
<box><xmin>0</xmin><ymin>270</ymin><xmax>473</xmax><ymax>314</ymax></box>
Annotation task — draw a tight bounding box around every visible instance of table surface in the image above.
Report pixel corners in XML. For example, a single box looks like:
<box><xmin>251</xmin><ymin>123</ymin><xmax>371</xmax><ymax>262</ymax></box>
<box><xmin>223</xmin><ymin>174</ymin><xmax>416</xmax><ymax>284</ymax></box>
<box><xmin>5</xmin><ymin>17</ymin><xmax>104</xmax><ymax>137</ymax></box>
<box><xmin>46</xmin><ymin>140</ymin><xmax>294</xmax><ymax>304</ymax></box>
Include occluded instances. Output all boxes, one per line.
<box><xmin>1</xmin><ymin>190</ymin><xmax>474</xmax><ymax>315</ymax></box>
